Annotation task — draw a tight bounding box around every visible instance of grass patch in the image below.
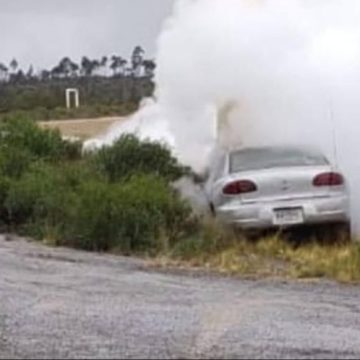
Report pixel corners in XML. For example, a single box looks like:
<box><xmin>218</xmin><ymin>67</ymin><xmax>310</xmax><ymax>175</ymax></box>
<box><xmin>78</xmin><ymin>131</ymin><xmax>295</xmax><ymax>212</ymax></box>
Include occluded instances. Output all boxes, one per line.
<box><xmin>154</xmin><ymin>220</ymin><xmax>360</xmax><ymax>283</ymax></box>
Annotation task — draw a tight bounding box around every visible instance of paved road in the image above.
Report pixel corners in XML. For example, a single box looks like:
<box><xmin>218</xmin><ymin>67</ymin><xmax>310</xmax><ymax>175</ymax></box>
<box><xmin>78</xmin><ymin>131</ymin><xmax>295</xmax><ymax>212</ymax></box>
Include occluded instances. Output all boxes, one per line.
<box><xmin>1</xmin><ymin>236</ymin><xmax>360</xmax><ymax>359</ymax></box>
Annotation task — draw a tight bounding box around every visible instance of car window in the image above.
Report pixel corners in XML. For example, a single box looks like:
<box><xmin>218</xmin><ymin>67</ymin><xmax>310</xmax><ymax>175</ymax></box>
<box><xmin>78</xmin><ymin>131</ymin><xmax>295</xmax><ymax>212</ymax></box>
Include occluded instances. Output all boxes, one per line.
<box><xmin>229</xmin><ymin>147</ymin><xmax>328</xmax><ymax>173</ymax></box>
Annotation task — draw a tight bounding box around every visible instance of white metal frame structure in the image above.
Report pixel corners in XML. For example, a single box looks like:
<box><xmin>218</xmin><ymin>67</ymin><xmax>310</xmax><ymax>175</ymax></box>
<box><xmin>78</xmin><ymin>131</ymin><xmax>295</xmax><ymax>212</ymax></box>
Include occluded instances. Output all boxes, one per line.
<box><xmin>65</xmin><ymin>88</ymin><xmax>80</xmax><ymax>109</ymax></box>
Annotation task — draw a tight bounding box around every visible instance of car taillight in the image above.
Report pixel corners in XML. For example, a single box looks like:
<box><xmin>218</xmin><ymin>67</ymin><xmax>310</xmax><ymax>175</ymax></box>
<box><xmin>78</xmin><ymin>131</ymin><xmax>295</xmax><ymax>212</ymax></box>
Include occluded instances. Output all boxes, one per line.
<box><xmin>223</xmin><ymin>180</ymin><xmax>257</xmax><ymax>195</ymax></box>
<box><xmin>313</xmin><ymin>172</ymin><xmax>344</xmax><ymax>187</ymax></box>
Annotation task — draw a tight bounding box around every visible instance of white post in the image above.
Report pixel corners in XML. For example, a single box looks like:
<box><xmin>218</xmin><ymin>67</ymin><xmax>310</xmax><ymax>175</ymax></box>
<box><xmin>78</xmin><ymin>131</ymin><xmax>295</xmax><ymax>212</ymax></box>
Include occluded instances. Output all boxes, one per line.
<box><xmin>75</xmin><ymin>91</ymin><xmax>79</xmax><ymax>108</ymax></box>
<box><xmin>65</xmin><ymin>88</ymin><xmax>80</xmax><ymax>109</ymax></box>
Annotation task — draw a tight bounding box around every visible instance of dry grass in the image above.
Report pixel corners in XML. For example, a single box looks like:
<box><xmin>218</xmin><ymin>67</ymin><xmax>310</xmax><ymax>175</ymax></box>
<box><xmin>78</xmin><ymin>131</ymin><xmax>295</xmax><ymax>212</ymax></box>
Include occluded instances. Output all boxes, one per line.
<box><xmin>153</xmin><ymin>220</ymin><xmax>360</xmax><ymax>283</ymax></box>
<box><xmin>39</xmin><ymin>116</ymin><xmax>125</xmax><ymax>140</ymax></box>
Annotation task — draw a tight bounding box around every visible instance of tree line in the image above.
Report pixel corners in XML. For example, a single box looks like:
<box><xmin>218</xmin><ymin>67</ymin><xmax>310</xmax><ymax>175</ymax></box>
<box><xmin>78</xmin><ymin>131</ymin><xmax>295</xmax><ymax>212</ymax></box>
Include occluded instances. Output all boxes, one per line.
<box><xmin>0</xmin><ymin>46</ymin><xmax>156</xmax><ymax>83</ymax></box>
<box><xmin>0</xmin><ymin>46</ymin><xmax>156</xmax><ymax>117</ymax></box>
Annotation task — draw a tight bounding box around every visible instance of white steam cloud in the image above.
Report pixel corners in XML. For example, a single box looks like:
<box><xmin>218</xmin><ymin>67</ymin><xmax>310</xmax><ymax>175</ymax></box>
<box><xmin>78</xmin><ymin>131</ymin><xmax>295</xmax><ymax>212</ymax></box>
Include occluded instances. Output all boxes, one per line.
<box><xmin>86</xmin><ymin>0</ymin><xmax>360</xmax><ymax>232</ymax></box>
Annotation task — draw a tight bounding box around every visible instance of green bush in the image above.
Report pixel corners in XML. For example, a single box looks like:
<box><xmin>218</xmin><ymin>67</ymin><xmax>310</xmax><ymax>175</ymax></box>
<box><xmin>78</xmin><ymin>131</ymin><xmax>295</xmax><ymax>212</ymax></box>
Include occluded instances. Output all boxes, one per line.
<box><xmin>62</xmin><ymin>174</ymin><xmax>191</xmax><ymax>252</ymax></box>
<box><xmin>62</xmin><ymin>139</ymin><xmax>83</xmax><ymax>160</ymax></box>
<box><xmin>0</xmin><ymin>116</ymin><xmax>82</xmax><ymax>171</ymax></box>
<box><xmin>0</xmin><ymin>146</ymin><xmax>34</xmax><ymax>178</ymax></box>
<box><xmin>0</xmin><ymin>176</ymin><xmax>10</xmax><ymax>226</ymax></box>
<box><xmin>0</xmin><ymin>116</ymin><xmax>193</xmax><ymax>255</ymax></box>
<box><xmin>3</xmin><ymin>160</ymin><xmax>104</xmax><ymax>226</ymax></box>
<box><xmin>93</xmin><ymin>134</ymin><xmax>189</xmax><ymax>182</ymax></box>
<box><xmin>3</xmin><ymin>160</ymin><xmax>191</xmax><ymax>253</ymax></box>
<box><xmin>0</xmin><ymin>116</ymin><xmax>64</xmax><ymax>159</ymax></box>
<box><xmin>5</xmin><ymin>162</ymin><xmax>69</xmax><ymax>229</ymax></box>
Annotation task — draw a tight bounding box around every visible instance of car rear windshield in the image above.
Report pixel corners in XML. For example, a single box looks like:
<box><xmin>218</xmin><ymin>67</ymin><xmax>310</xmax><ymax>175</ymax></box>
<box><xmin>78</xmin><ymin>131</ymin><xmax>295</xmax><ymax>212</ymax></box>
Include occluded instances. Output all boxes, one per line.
<box><xmin>229</xmin><ymin>147</ymin><xmax>328</xmax><ymax>173</ymax></box>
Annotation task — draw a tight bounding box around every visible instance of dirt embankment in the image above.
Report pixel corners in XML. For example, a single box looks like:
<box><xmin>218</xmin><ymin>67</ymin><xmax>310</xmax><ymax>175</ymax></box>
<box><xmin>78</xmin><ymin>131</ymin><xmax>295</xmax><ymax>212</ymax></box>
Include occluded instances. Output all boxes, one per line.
<box><xmin>38</xmin><ymin>116</ymin><xmax>125</xmax><ymax>140</ymax></box>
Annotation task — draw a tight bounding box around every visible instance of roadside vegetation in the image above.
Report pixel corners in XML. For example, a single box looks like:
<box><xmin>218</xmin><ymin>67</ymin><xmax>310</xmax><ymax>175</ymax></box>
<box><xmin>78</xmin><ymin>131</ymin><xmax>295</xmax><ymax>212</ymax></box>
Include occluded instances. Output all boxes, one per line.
<box><xmin>0</xmin><ymin>115</ymin><xmax>359</xmax><ymax>283</ymax></box>
<box><xmin>0</xmin><ymin>115</ymin><xmax>192</xmax><ymax>254</ymax></box>
<box><xmin>155</xmin><ymin>221</ymin><xmax>360</xmax><ymax>283</ymax></box>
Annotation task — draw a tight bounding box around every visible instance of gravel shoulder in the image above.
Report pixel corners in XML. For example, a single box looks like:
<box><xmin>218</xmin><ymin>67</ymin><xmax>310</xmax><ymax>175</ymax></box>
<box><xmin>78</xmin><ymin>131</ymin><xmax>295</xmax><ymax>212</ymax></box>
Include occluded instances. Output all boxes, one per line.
<box><xmin>1</xmin><ymin>236</ymin><xmax>360</xmax><ymax>359</ymax></box>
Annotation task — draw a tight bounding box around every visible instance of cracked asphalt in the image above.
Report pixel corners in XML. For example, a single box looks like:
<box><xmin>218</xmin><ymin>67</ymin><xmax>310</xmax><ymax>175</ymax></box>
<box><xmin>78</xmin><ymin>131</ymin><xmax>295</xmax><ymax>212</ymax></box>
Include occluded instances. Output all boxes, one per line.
<box><xmin>1</xmin><ymin>236</ymin><xmax>360</xmax><ymax>359</ymax></box>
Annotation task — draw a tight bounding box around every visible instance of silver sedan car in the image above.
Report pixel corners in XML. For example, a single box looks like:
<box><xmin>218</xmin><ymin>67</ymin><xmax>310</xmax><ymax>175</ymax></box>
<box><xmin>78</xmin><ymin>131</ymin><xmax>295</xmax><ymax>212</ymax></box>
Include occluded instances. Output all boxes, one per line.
<box><xmin>205</xmin><ymin>146</ymin><xmax>350</xmax><ymax>232</ymax></box>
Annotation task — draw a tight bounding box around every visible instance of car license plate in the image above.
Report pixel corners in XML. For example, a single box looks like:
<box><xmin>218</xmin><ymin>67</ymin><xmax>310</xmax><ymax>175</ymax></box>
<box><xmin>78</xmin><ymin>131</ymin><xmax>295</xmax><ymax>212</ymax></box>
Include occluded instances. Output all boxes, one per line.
<box><xmin>273</xmin><ymin>208</ymin><xmax>304</xmax><ymax>226</ymax></box>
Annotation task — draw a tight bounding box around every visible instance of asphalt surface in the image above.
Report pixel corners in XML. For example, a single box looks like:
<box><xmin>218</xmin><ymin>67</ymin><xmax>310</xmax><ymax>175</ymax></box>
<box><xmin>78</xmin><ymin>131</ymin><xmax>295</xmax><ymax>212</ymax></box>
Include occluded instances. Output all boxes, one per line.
<box><xmin>1</xmin><ymin>236</ymin><xmax>360</xmax><ymax>359</ymax></box>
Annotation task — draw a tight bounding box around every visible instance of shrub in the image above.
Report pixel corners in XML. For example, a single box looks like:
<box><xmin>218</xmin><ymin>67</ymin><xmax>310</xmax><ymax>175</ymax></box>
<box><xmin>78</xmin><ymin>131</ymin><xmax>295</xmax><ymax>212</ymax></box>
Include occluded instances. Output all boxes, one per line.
<box><xmin>3</xmin><ymin>161</ymin><xmax>99</xmax><ymax>234</ymax></box>
<box><xmin>3</xmin><ymin>160</ymin><xmax>191</xmax><ymax>253</ymax></box>
<box><xmin>62</xmin><ymin>174</ymin><xmax>192</xmax><ymax>252</ymax></box>
<box><xmin>62</xmin><ymin>139</ymin><xmax>83</xmax><ymax>160</ymax></box>
<box><xmin>93</xmin><ymin>134</ymin><xmax>189</xmax><ymax>182</ymax></box>
<box><xmin>0</xmin><ymin>116</ymin><xmax>63</xmax><ymax>158</ymax></box>
<box><xmin>0</xmin><ymin>146</ymin><xmax>34</xmax><ymax>178</ymax></box>
<box><xmin>0</xmin><ymin>116</ymin><xmax>193</xmax><ymax>255</ymax></box>
<box><xmin>0</xmin><ymin>176</ymin><xmax>11</xmax><ymax>226</ymax></box>
<box><xmin>0</xmin><ymin>115</ymin><xmax>82</xmax><ymax>166</ymax></box>
<box><xmin>4</xmin><ymin>163</ymin><xmax>69</xmax><ymax>229</ymax></box>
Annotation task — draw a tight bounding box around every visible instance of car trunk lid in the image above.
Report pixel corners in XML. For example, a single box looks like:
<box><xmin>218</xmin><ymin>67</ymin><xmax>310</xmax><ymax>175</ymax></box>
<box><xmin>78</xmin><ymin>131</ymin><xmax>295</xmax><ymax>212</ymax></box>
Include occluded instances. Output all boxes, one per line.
<box><xmin>227</xmin><ymin>165</ymin><xmax>344</xmax><ymax>204</ymax></box>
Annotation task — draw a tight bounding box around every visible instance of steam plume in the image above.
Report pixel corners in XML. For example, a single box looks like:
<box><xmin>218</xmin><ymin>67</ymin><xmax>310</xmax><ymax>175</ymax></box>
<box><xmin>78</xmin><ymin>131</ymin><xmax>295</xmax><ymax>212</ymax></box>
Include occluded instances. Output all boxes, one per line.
<box><xmin>86</xmin><ymin>0</ymin><xmax>360</xmax><ymax>232</ymax></box>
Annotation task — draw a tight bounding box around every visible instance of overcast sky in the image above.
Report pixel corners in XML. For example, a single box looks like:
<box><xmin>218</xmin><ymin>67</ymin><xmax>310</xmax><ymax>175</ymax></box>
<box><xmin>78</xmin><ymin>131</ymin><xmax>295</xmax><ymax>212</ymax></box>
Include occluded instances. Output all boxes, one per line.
<box><xmin>0</xmin><ymin>0</ymin><xmax>174</xmax><ymax>71</ymax></box>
